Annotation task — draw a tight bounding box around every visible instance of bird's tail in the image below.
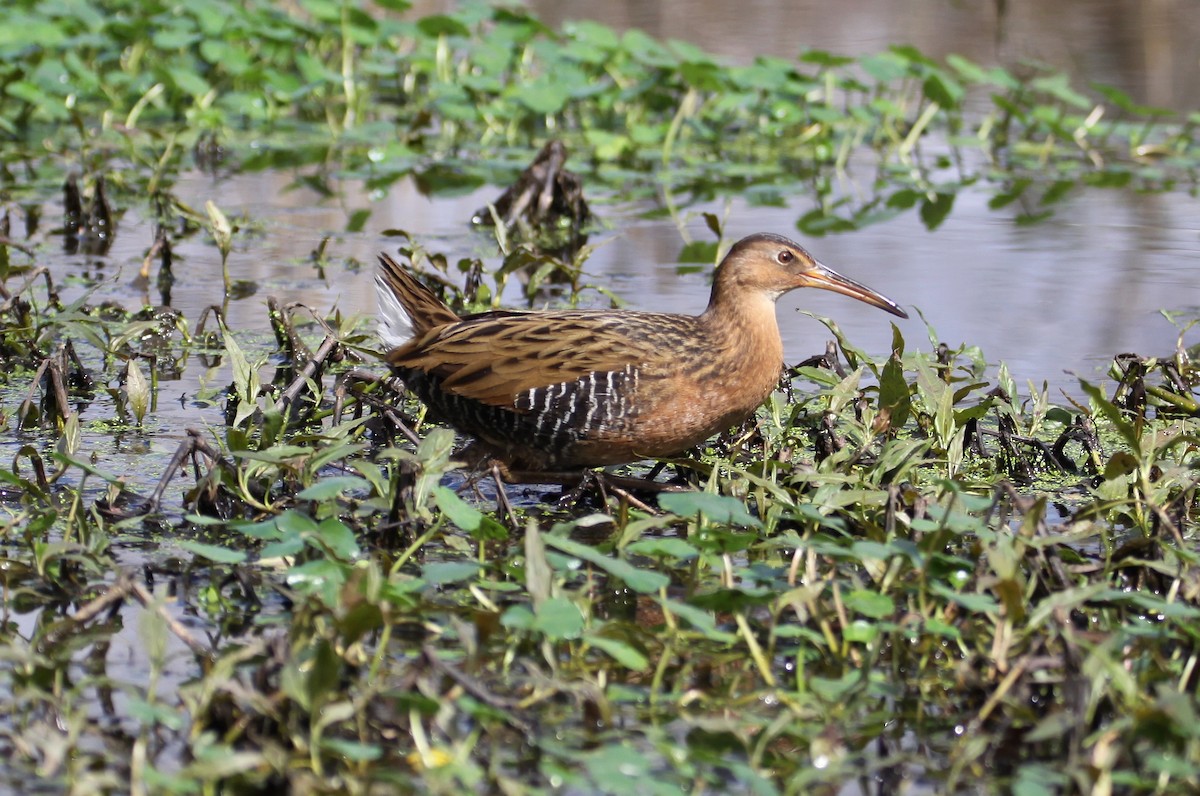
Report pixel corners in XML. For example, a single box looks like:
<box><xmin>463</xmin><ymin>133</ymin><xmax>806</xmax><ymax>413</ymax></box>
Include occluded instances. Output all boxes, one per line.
<box><xmin>375</xmin><ymin>253</ymin><xmax>460</xmax><ymax>350</ymax></box>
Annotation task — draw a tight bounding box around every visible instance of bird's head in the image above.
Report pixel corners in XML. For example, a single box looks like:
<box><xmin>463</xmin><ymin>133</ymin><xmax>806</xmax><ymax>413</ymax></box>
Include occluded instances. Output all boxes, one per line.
<box><xmin>713</xmin><ymin>232</ymin><xmax>908</xmax><ymax>318</ymax></box>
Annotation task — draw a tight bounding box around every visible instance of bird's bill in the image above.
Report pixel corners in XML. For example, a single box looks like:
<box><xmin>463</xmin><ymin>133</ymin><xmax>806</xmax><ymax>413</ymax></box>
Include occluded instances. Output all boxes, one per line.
<box><xmin>804</xmin><ymin>262</ymin><xmax>909</xmax><ymax>318</ymax></box>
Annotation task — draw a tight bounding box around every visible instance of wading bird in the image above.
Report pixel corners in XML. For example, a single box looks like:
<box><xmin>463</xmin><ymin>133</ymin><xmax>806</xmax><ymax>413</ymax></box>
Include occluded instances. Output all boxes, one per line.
<box><xmin>376</xmin><ymin>233</ymin><xmax>906</xmax><ymax>473</ymax></box>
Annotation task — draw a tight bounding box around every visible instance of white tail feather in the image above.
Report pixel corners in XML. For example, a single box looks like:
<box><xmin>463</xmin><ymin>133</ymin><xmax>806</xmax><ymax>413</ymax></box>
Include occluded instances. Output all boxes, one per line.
<box><xmin>375</xmin><ymin>270</ymin><xmax>415</xmax><ymax>350</ymax></box>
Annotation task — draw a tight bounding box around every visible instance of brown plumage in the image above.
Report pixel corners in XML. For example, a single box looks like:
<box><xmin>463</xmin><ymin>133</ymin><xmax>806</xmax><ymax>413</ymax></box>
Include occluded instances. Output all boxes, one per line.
<box><xmin>375</xmin><ymin>233</ymin><xmax>907</xmax><ymax>470</ymax></box>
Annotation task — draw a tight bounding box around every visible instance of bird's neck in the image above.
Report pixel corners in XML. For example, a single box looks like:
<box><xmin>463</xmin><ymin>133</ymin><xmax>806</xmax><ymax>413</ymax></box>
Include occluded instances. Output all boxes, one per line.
<box><xmin>701</xmin><ymin>289</ymin><xmax>785</xmax><ymax>373</ymax></box>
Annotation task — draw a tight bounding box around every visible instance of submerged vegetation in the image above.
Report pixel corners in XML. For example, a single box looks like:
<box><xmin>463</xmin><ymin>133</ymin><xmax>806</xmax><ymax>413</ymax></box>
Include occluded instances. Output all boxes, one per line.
<box><xmin>1</xmin><ymin>1</ymin><xmax>1200</xmax><ymax>793</ymax></box>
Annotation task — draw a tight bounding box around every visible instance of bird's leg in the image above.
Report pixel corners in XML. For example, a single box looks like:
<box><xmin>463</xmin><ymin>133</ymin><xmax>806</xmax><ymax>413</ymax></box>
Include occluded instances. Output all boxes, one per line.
<box><xmin>555</xmin><ymin>469</ymin><xmax>601</xmax><ymax>509</ymax></box>
<box><xmin>456</xmin><ymin>448</ymin><xmax>503</xmax><ymax>499</ymax></box>
<box><xmin>644</xmin><ymin>460</ymin><xmax>699</xmax><ymax>491</ymax></box>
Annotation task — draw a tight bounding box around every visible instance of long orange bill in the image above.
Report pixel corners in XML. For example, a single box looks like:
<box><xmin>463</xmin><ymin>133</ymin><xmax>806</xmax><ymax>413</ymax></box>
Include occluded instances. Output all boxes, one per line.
<box><xmin>805</xmin><ymin>262</ymin><xmax>908</xmax><ymax>318</ymax></box>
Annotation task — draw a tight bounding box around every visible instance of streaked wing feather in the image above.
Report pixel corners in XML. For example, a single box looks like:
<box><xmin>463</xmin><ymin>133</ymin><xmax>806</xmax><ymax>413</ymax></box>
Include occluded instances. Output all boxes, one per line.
<box><xmin>388</xmin><ymin>312</ymin><xmax>669</xmax><ymax>409</ymax></box>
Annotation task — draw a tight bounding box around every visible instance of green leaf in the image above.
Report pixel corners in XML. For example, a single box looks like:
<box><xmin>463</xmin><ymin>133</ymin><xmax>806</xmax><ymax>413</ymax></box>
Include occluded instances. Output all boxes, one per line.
<box><xmin>919</xmin><ymin>192</ymin><xmax>955</xmax><ymax>230</ymax></box>
<box><xmin>989</xmin><ymin>179</ymin><xmax>1031</xmax><ymax>209</ymax></box>
<box><xmin>657</xmin><ymin>492</ymin><xmax>762</xmax><ymax>528</ymax></box>
<box><xmin>178</xmin><ymin>540</ymin><xmax>247</xmax><ymax>565</ymax></box>
<box><xmin>222</xmin><ymin>329</ymin><xmax>261</xmax><ymax>428</ymax></box>
<box><xmin>417</xmin><ymin>14</ymin><xmax>470</xmax><ymax>37</ymax></box>
<box><xmin>924</xmin><ymin>618</ymin><xmax>961</xmax><ymax>639</ymax></box>
<box><xmin>7</xmin><ymin>81</ymin><xmax>50</xmax><ymax>108</ymax></box>
<box><xmin>167</xmin><ymin>66</ymin><xmax>211</xmax><ymax>98</ymax></box>
<box><xmin>177</xmin><ymin>742</ymin><xmax>263</xmax><ymax>782</ymax></box>
<box><xmin>1103</xmin><ymin>451</ymin><xmax>1139</xmax><ymax>480</ymax></box>
<box><xmin>1031</xmin><ymin>72</ymin><xmax>1091</xmax><ymax>109</ymax></box>
<box><xmin>500</xmin><ymin>604</ymin><xmax>535</xmax><ymax>631</ymax></box>
<box><xmin>582</xmin><ymin>745</ymin><xmax>656</xmax><ymax>791</ymax></box>
<box><xmin>523</xmin><ymin>522</ymin><xmax>553</xmax><ymax>606</ymax></box>
<box><xmin>844</xmin><ymin>589</ymin><xmax>895</xmax><ymax>619</ymax></box>
<box><xmin>346</xmin><ymin>208</ymin><xmax>372</xmax><ymax>233</ymax></box>
<box><xmin>125</xmin><ymin>358</ymin><xmax>150</xmax><ymax>425</ymax></box>
<box><xmin>878</xmin><ymin>348</ymin><xmax>911</xmax><ymax>431</ymax></box>
<box><xmin>514</xmin><ymin>79</ymin><xmax>569</xmax><ymax>115</ymax></box>
<box><xmin>1079</xmin><ymin>380</ymin><xmax>1140</xmax><ymax>449</ymax></box>
<box><xmin>922</xmin><ymin>72</ymin><xmax>963</xmax><ymax>109</ymax></box>
<box><xmin>1092</xmin><ymin>83</ymin><xmax>1170</xmax><ymax>117</ymax></box>
<box><xmin>296</xmin><ymin>476</ymin><xmax>371</xmax><ymax>501</ymax></box>
<box><xmin>625</xmin><ymin>538</ymin><xmax>700</xmax><ymax>560</ymax></box>
<box><xmin>434</xmin><ymin>486</ymin><xmax>508</xmax><ymax>541</ymax></box>
<box><xmin>260</xmin><ymin>536</ymin><xmax>305</xmax><ymax>559</ymax></box>
<box><xmin>887</xmin><ymin>188</ymin><xmax>921</xmax><ymax>209</ymax></box>
<box><xmin>843</xmin><ymin>619</ymin><xmax>879</xmax><ymax>643</ymax></box>
<box><xmin>587</xmin><ymin>635</ymin><xmax>649</xmax><ymax>670</ymax></box>
<box><xmin>661</xmin><ymin>598</ymin><xmax>737</xmax><ymax>643</ymax></box>
<box><xmin>678</xmin><ymin>241</ymin><xmax>720</xmax><ymax>264</ymax></box>
<box><xmin>285</xmin><ymin>559</ymin><xmax>348</xmax><ymax>595</ymax></box>
<box><xmin>422</xmin><ymin>561</ymin><xmax>481</xmax><ymax>585</ymax></box>
<box><xmin>532</xmin><ymin>596</ymin><xmax>585</xmax><ymax>640</ymax></box>
<box><xmin>543</xmin><ymin>534</ymin><xmax>669</xmax><ymax>593</ymax></box>
<box><xmin>850</xmin><ymin>540</ymin><xmax>897</xmax><ymax>562</ymax></box>
<box><xmin>319</xmin><ymin>738</ymin><xmax>383</xmax><ymax>761</ymax></box>
<box><xmin>127</xmin><ymin>696</ymin><xmax>186</xmax><ymax>730</ymax></box>
<box><xmin>312</xmin><ymin>518</ymin><xmax>361</xmax><ymax>560</ymax></box>
<box><xmin>806</xmin><ymin>49</ymin><xmax>857</xmax><ymax>68</ymax></box>
<box><xmin>809</xmin><ymin>671</ymin><xmax>861</xmax><ymax>702</ymax></box>
<box><xmin>930</xmin><ymin>582</ymin><xmax>1000</xmax><ymax>614</ymax></box>
<box><xmin>276</xmin><ymin>510</ymin><xmax>320</xmax><ymax>536</ymax></box>
<box><xmin>1012</xmin><ymin>764</ymin><xmax>1069</xmax><ymax>796</ymax></box>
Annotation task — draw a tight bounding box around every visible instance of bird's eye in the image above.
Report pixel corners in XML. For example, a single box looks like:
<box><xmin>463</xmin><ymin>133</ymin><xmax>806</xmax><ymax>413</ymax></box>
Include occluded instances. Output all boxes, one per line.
<box><xmin>776</xmin><ymin>249</ymin><xmax>794</xmax><ymax>264</ymax></box>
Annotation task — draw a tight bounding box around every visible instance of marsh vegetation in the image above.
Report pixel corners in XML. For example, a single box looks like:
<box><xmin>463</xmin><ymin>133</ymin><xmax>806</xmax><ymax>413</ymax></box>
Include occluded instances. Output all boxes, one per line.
<box><xmin>2</xmin><ymin>1</ymin><xmax>1199</xmax><ymax>792</ymax></box>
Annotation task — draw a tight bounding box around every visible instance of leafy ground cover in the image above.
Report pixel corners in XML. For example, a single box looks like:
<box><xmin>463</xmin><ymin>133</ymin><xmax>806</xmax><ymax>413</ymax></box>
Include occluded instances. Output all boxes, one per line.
<box><xmin>2</xmin><ymin>1</ymin><xmax>1200</xmax><ymax>793</ymax></box>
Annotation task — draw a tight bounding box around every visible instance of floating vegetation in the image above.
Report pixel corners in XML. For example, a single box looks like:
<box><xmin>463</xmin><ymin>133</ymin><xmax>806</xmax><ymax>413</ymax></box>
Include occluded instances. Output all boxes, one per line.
<box><xmin>1</xmin><ymin>2</ymin><xmax>1199</xmax><ymax>794</ymax></box>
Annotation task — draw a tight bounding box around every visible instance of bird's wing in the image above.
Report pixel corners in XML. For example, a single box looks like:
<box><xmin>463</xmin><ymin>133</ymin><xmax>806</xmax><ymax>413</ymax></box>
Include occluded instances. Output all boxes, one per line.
<box><xmin>387</xmin><ymin>311</ymin><xmax>686</xmax><ymax>426</ymax></box>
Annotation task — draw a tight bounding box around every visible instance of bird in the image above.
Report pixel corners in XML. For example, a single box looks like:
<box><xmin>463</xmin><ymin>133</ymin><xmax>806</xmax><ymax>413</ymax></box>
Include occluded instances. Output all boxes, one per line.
<box><xmin>375</xmin><ymin>232</ymin><xmax>907</xmax><ymax>471</ymax></box>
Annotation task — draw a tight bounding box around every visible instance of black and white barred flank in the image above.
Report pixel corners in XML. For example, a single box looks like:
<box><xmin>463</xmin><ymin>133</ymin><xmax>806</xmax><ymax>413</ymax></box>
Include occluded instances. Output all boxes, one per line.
<box><xmin>401</xmin><ymin>363</ymin><xmax>643</xmax><ymax>466</ymax></box>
